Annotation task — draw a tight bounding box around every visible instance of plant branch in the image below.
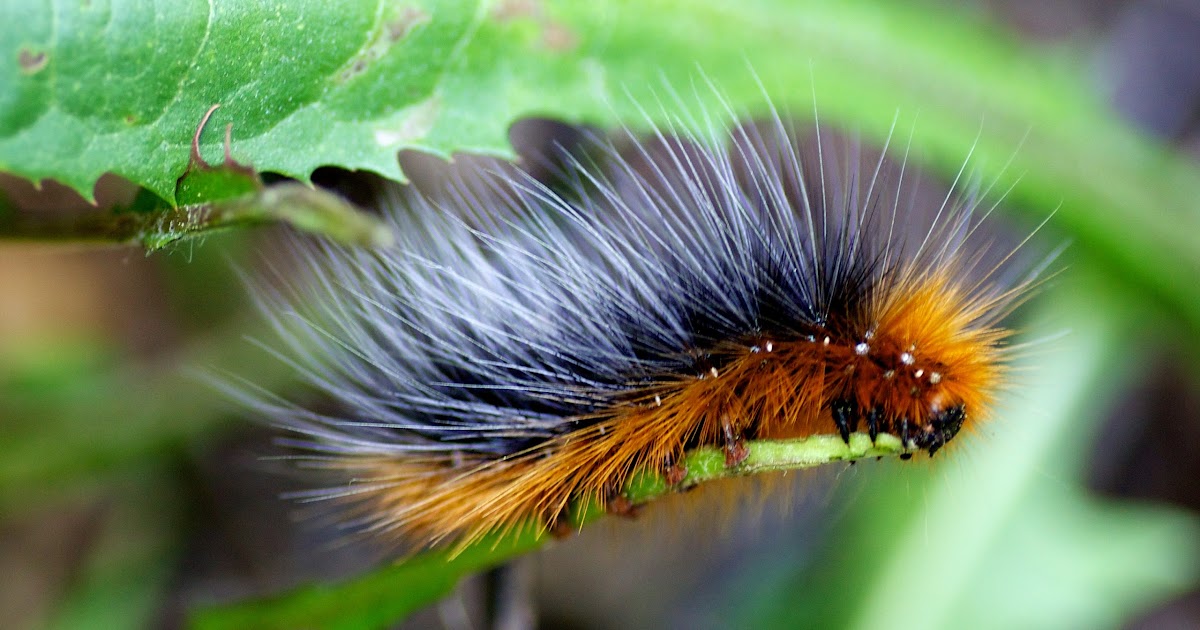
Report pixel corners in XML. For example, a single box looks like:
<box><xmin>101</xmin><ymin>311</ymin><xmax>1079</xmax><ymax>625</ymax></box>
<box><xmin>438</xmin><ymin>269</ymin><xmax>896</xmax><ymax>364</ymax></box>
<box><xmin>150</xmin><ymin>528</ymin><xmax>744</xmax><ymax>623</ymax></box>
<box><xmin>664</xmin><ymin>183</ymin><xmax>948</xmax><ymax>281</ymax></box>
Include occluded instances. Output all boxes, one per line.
<box><xmin>189</xmin><ymin>432</ymin><xmax>905</xmax><ymax>630</ymax></box>
<box><xmin>0</xmin><ymin>183</ymin><xmax>393</xmax><ymax>250</ymax></box>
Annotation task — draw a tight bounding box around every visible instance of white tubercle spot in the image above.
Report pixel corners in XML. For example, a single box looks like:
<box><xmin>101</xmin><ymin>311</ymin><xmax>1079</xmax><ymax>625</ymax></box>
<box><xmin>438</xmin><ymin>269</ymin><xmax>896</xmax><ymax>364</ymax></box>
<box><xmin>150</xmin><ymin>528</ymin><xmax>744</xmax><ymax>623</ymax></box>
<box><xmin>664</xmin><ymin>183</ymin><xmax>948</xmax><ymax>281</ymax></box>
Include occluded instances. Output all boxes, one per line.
<box><xmin>929</xmin><ymin>372</ymin><xmax>942</xmax><ymax>384</ymax></box>
<box><xmin>854</xmin><ymin>342</ymin><xmax>870</xmax><ymax>355</ymax></box>
<box><xmin>710</xmin><ymin>367</ymin><xmax>720</xmax><ymax>378</ymax></box>
<box><xmin>766</xmin><ymin>342</ymin><xmax>774</xmax><ymax>352</ymax></box>
<box><xmin>907</xmin><ymin>344</ymin><xmax>917</xmax><ymax>352</ymax></box>
<box><xmin>864</xmin><ymin>329</ymin><xmax>875</xmax><ymax>340</ymax></box>
<box><xmin>883</xmin><ymin>370</ymin><xmax>896</xmax><ymax>379</ymax></box>
<box><xmin>750</xmin><ymin>345</ymin><xmax>761</xmax><ymax>353</ymax></box>
<box><xmin>900</xmin><ymin>352</ymin><xmax>915</xmax><ymax>365</ymax></box>
<box><xmin>823</xmin><ymin>336</ymin><xmax>831</xmax><ymax>345</ymax></box>
<box><xmin>655</xmin><ymin>395</ymin><xmax>662</xmax><ymax>407</ymax></box>
<box><xmin>914</xmin><ymin>369</ymin><xmax>924</xmax><ymax>378</ymax></box>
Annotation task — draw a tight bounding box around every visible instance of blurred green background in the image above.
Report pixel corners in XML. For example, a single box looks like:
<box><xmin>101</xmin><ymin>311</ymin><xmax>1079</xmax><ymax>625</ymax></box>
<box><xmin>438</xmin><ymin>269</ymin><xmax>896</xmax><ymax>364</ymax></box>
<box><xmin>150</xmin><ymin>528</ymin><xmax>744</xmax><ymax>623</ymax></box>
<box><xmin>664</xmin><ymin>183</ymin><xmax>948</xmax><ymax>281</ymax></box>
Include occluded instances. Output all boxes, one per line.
<box><xmin>4</xmin><ymin>1</ymin><xmax>1200</xmax><ymax>629</ymax></box>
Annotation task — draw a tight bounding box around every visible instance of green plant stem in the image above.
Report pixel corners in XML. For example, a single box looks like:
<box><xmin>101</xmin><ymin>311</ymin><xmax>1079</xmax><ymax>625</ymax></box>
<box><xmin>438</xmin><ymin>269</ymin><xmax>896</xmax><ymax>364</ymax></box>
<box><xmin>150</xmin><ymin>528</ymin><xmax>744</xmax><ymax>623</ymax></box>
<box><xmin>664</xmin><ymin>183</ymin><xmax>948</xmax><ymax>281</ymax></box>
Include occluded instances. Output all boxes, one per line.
<box><xmin>189</xmin><ymin>432</ymin><xmax>905</xmax><ymax>630</ymax></box>
<box><xmin>0</xmin><ymin>183</ymin><xmax>393</xmax><ymax>249</ymax></box>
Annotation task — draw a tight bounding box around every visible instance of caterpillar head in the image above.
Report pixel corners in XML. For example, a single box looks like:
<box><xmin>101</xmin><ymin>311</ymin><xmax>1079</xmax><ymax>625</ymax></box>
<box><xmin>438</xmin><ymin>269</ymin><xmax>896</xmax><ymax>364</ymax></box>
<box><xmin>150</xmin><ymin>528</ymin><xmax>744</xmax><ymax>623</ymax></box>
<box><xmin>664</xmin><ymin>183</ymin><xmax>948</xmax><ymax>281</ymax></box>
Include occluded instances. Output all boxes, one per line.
<box><xmin>828</xmin><ymin>271</ymin><xmax>1009</xmax><ymax>456</ymax></box>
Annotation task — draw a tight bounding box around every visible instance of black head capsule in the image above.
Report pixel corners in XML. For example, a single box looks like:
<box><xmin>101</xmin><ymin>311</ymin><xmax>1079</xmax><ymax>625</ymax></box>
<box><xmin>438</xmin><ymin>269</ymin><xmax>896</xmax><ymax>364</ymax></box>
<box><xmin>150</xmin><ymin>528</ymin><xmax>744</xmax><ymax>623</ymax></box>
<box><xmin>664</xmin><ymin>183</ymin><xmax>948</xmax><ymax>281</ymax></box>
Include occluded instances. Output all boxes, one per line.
<box><xmin>915</xmin><ymin>405</ymin><xmax>967</xmax><ymax>456</ymax></box>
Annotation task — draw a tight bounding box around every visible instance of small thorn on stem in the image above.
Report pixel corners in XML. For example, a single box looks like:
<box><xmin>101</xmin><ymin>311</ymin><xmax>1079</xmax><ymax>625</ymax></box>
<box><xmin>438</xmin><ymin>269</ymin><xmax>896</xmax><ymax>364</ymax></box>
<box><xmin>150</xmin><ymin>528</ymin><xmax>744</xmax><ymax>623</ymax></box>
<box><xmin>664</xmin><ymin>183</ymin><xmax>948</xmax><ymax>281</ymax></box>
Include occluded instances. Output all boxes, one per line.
<box><xmin>191</xmin><ymin>104</ymin><xmax>221</xmax><ymax>168</ymax></box>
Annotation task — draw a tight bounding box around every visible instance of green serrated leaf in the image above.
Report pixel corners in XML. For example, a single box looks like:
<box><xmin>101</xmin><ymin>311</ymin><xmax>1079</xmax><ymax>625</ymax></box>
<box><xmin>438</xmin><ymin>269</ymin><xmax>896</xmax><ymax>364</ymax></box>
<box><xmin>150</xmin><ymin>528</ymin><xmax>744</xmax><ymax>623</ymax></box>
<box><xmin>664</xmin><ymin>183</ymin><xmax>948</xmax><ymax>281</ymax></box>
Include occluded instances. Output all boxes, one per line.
<box><xmin>3</xmin><ymin>0</ymin><xmax>1200</xmax><ymax>331</ymax></box>
<box><xmin>175</xmin><ymin>163</ymin><xmax>260</xmax><ymax>207</ymax></box>
<box><xmin>0</xmin><ymin>0</ymin><xmax>475</xmax><ymax>201</ymax></box>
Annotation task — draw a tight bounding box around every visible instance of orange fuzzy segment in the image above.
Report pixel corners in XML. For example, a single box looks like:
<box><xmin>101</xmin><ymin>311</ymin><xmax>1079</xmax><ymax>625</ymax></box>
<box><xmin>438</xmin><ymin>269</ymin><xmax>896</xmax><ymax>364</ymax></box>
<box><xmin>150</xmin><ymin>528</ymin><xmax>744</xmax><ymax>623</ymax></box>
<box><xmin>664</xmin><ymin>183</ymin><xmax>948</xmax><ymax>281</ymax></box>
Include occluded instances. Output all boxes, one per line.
<box><xmin>342</xmin><ymin>267</ymin><xmax>1009</xmax><ymax>547</ymax></box>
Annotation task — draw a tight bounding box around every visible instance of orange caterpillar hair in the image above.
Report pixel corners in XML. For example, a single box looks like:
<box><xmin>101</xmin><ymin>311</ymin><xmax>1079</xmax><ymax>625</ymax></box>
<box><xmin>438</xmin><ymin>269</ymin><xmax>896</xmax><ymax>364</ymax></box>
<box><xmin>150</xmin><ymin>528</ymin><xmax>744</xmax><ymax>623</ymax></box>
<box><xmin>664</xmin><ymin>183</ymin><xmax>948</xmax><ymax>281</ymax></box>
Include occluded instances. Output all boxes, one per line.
<box><xmin>246</xmin><ymin>113</ymin><xmax>1031</xmax><ymax>548</ymax></box>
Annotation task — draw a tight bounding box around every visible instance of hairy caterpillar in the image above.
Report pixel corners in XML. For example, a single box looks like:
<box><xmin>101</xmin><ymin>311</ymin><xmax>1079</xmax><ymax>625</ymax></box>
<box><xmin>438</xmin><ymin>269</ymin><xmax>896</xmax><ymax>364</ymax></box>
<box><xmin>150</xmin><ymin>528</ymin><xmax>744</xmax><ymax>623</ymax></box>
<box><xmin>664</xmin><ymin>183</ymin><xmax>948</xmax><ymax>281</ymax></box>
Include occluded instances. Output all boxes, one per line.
<box><xmin>244</xmin><ymin>105</ymin><xmax>1035</xmax><ymax>549</ymax></box>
